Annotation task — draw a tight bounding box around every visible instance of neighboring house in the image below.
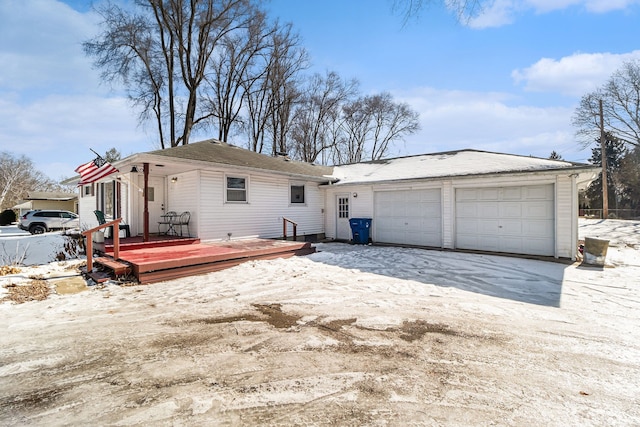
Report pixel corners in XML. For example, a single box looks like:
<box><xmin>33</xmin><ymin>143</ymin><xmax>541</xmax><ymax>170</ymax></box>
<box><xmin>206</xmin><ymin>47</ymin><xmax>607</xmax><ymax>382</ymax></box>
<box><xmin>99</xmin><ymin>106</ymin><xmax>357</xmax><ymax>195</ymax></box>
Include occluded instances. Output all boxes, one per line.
<box><xmin>73</xmin><ymin>139</ymin><xmax>597</xmax><ymax>260</ymax></box>
<box><xmin>13</xmin><ymin>192</ymin><xmax>78</xmax><ymax>216</ymax></box>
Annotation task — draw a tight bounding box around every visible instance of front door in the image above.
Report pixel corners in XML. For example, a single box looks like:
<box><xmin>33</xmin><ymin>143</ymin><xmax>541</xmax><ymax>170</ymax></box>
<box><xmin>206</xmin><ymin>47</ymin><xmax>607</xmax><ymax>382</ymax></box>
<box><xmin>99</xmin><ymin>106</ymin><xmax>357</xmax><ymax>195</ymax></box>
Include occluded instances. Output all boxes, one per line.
<box><xmin>146</xmin><ymin>176</ymin><xmax>166</xmax><ymax>234</ymax></box>
<box><xmin>336</xmin><ymin>194</ymin><xmax>351</xmax><ymax>240</ymax></box>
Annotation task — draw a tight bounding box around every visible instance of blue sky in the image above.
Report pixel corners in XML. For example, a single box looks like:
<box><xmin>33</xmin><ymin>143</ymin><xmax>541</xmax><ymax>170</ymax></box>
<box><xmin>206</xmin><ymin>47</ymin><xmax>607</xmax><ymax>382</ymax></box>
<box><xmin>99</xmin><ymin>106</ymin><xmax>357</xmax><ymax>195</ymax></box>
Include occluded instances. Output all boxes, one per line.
<box><xmin>1</xmin><ymin>0</ymin><xmax>639</xmax><ymax>180</ymax></box>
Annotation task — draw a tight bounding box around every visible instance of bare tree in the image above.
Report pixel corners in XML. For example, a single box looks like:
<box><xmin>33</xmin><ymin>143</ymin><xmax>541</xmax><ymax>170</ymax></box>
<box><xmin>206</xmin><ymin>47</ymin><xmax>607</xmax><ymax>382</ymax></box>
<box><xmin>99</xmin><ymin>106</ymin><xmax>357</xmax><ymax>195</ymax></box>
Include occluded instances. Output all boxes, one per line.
<box><xmin>573</xmin><ymin>60</ymin><xmax>640</xmax><ymax>150</ymax></box>
<box><xmin>84</xmin><ymin>0</ymin><xmax>257</xmax><ymax>148</ymax></box>
<box><xmin>338</xmin><ymin>93</ymin><xmax>420</xmax><ymax>163</ymax></box>
<box><xmin>289</xmin><ymin>71</ymin><xmax>359</xmax><ymax>163</ymax></box>
<box><xmin>243</xmin><ymin>22</ymin><xmax>308</xmax><ymax>154</ymax></box>
<box><xmin>265</xmin><ymin>24</ymin><xmax>308</xmax><ymax>156</ymax></box>
<box><xmin>392</xmin><ymin>0</ymin><xmax>485</xmax><ymax>25</ymax></box>
<box><xmin>368</xmin><ymin>93</ymin><xmax>420</xmax><ymax>160</ymax></box>
<box><xmin>204</xmin><ymin>9</ymin><xmax>276</xmax><ymax>142</ymax></box>
<box><xmin>0</xmin><ymin>152</ymin><xmax>55</xmax><ymax>211</ymax></box>
<box><xmin>339</xmin><ymin>97</ymin><xmax>370</xmax><ymax>163</ymax></box>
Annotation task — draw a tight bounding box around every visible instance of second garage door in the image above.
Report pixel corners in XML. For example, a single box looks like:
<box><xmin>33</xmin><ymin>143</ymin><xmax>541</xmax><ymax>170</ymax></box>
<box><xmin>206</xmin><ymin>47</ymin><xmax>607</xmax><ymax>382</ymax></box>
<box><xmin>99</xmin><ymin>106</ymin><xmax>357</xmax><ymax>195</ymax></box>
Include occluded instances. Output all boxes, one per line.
<box><xmin>374</xmin><ymin>189</ymin><xmax>442</xmax><ymax>247</ymax></box>
<box><xmin>455</xmin><ymin>184</ymin><xmax>555</xmax><ymax>256</ymax></box>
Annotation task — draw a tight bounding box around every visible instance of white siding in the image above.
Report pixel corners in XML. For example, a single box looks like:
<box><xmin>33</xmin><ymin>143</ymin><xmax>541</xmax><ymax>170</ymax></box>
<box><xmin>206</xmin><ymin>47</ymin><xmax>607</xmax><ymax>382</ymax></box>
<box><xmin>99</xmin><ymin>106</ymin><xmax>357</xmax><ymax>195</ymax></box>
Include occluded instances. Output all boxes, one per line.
<box><xmin>167</xmin><ymin>171</ymin><xmax>199</xmax><ymax>237</ymax></box>
<box><xmin>323</xmin><ymin>185</ymin><xmax>374</xmax><ymax>240</ymax></box>
<box><xmin>325</xmin><ymin>188</ymin><xmax>337</xmax><ymax>239</ymax></box>
<box><xmin>119</xmin><ymin>181</ymin><xmax>129</xmax><ymax>232</ymax></box>
<box><xmin>196</xmin><ymin>169</ymin><xmax>324</xmax><ymax>241</ymax></box>
<box><xmin>555</xmin><ymin>175</ymin><xmax>575</xmax><ymax>258</ymax></box>
<box><xmin>78</xmin><ymin>192</ymin><xmax>97</xmax><ymax>230</ymax></box>
<box><xmin>322</xmin><ymin>171</ymin><xmax>579</xmax><ymax>259</ymax></box>
<box><xmin>442</xmin><ymin>181</ymin><xmax>453</xmax><ymax>249</ymax></box>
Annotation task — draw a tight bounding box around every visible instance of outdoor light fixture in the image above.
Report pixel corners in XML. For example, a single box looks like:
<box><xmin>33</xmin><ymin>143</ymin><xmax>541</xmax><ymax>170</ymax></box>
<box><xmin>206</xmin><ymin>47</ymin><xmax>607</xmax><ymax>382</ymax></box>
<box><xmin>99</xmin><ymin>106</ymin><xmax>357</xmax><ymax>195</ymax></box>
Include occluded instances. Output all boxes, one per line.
<box><xmin>353</xmin><ymin>192</ymin><xmax>358</xmax><ymax>198</ymax></box>
<box><xmin>171</xmin><ymin>177</ymin><xmax>178</xmax><ymax>183</ymax></box>
<box><xmin>130</xmin><ymin>165</ymin><xmax>139</xmax><ymax>173</ymax></box>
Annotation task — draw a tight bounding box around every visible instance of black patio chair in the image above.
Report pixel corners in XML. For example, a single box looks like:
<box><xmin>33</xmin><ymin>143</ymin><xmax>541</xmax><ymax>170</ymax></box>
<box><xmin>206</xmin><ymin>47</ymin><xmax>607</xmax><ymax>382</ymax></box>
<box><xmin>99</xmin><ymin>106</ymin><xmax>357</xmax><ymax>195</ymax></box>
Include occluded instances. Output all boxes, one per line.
<box><xmin>176</xmin><ymin>211</ymin><xmax>191</xmax><ymax>237</ymax></box>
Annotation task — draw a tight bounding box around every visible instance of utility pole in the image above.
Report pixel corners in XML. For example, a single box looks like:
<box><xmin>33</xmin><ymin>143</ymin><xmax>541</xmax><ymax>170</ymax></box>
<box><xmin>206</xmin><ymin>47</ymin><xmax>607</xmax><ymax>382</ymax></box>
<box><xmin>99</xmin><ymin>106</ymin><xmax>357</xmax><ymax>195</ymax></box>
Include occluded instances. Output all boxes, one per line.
<box><xmin>599</xmin><ymin>99</ymin><xmax>608</xmax><ymax>219</ymax></box>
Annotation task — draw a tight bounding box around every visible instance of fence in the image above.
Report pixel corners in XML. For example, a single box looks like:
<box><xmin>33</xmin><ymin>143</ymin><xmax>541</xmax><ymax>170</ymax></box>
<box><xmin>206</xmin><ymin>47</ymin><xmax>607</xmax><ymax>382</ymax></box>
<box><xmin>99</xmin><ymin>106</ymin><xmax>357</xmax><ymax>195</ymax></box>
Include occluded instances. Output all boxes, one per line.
<box><xmin>579</xmin><ymin>209</ymin><xmax>640</xmax><ymax>220</ymax></box>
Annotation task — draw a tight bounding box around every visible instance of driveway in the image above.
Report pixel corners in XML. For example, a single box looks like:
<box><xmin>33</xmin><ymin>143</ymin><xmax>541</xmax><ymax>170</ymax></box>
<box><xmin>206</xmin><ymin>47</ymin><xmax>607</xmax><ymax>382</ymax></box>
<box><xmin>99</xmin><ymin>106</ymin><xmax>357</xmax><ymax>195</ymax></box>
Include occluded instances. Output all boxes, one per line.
<box><xmin>1</xmin><ymin>219</ymin><xmax>639</xmax><ymax>426</ymax></box>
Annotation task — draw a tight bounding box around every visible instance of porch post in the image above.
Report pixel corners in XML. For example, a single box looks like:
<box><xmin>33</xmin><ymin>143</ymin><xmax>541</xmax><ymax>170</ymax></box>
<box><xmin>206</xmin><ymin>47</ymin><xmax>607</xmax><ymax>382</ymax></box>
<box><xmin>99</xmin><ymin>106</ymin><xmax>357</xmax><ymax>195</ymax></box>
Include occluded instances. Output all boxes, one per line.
<box><xmin>144</xmin><ymin>162</ymin><xmax>149</xmax><ymax>242</ymax></box>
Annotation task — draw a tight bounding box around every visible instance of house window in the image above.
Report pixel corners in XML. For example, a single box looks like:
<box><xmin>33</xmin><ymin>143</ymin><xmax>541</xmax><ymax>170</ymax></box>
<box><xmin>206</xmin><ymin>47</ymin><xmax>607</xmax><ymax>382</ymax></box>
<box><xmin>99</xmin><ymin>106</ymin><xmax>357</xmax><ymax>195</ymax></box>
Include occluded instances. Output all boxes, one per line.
<box><xmin>290</xmin><ymin>185</ymin><xmax>305</xmax><ymax>204</ymax></box>
<box><xmin>338</xmin><ymin>197</ymin><xmax>349</xmax><ymax>218</ymax></box>
<box><xmin>226</xmin><ymin>176</ymin><xmax>247</xmax><ymax>202</ymax></box>
<box><xmin>101</xmin><ymin>182</ymin><xmax>115</xmax><ymax>217</ymax></box>
<box><xmin>82</xmin><ymin>184</ymin><xmax>93</xmax><ymax>197</ymax></box>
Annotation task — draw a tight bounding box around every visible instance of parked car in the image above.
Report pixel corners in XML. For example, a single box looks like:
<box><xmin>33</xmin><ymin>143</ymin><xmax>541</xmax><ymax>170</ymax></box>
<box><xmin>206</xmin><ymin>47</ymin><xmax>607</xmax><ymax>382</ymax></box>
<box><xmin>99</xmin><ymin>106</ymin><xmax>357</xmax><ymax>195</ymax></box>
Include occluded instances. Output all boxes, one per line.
<box><xmin>19</xmin><ymin>210</ymin><xmax>80</xmax><ymax>234</ymax></box>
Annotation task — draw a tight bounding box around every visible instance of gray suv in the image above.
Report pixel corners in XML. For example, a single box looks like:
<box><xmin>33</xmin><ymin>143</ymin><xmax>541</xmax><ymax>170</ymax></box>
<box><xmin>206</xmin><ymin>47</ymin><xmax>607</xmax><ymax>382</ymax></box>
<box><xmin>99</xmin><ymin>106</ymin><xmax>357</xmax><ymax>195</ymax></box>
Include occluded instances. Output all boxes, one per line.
<box><xmin>19</xmin><ymin>210</ymin><xmax>80</xmax><ymax>234</ymax></box>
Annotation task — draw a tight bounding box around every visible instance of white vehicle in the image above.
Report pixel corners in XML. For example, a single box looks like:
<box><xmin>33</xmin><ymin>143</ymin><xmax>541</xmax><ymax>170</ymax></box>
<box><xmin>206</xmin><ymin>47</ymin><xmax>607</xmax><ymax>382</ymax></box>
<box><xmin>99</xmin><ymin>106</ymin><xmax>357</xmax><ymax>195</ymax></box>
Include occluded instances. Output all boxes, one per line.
<box><xmin>18</xmin><ymin>210</ymin><xmax>80</xmax><ymax>234</ymax></box>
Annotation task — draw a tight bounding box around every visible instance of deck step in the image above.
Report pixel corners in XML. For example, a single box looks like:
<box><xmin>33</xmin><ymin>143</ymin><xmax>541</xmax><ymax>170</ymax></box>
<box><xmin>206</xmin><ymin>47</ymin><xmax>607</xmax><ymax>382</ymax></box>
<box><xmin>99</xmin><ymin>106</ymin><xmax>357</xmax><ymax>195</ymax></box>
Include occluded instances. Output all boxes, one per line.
<box><xmin>87</xmin><ymin>270</ymin><xmax>112</xmax><ymax>284</ymax></box>
<box><xmin>94</xmin><ymin>257</ymin><xmax>131</xmax><ymax>276</ymax></box>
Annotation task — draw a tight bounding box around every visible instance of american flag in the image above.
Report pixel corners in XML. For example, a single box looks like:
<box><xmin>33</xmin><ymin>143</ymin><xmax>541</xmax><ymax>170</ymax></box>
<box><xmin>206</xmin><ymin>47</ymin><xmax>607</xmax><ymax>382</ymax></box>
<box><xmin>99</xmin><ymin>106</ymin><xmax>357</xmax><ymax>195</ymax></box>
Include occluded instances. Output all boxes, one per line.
<box><xmin>75</xmin><ymin>155</ymin><xmax>118</xmax><ymax>185</ymax></box>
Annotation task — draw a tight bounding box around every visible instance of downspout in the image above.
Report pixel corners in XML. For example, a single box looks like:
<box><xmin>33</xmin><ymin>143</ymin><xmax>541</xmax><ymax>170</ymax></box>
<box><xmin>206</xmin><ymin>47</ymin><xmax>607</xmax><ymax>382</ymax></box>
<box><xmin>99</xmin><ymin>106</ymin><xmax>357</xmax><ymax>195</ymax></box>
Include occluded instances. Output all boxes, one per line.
<box><xmin>144</xmin><ymin>163</ymin><xmax>150</xmax><ymax>242</ymax></box>
<box><xmin>571</xmin><ymin>173</ymin><xmax>578</xmax><ymax>261</ymax></box>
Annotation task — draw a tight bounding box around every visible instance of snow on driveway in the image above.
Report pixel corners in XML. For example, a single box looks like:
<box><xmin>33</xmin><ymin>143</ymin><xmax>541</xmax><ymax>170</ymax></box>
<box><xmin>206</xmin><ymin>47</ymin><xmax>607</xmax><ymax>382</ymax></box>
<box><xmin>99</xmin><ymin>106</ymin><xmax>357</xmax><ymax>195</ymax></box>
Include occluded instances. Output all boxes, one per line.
<box><xmin>1</xmin><ymin>219</ymin><xmax>639</xmax><ymax>425</ymax></box>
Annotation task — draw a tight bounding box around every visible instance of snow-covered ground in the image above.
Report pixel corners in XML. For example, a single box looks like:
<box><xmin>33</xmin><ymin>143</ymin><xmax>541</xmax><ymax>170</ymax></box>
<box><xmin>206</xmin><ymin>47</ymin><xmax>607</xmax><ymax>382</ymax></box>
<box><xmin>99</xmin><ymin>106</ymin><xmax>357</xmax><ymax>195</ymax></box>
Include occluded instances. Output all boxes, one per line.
<box><xmin>1</xmin><ymin>219</ymin><xmax>639</xmax><ymax>425</ymax></box>
<box><xmin>0</xmin><ymin>225</ymin><xmax>81</xmax><ymax>267</ymax></box>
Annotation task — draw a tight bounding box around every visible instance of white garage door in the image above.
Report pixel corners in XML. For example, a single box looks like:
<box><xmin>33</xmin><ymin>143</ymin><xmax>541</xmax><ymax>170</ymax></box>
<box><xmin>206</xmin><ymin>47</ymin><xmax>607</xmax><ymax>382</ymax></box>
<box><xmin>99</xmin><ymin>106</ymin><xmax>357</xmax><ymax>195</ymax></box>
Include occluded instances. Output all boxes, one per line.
<box><xmin>455</xmin><ymin>185</ymin><xmax>554</xmax><ymax>256</ymax></box>
<box><xmin>374</xmin><ymin>189</ymin><xmax>442</xmax><ymax>247</ymax></box>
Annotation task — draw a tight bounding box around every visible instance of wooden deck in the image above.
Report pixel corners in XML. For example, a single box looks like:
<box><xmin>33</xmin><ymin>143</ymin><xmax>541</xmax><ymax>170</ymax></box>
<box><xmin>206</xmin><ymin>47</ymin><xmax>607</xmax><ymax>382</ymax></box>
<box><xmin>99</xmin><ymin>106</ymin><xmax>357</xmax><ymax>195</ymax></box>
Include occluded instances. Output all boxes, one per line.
<box><xmin>91</xmin><ymin>237</ymin><xmax>315</xmax><ymax>284</ymax></box>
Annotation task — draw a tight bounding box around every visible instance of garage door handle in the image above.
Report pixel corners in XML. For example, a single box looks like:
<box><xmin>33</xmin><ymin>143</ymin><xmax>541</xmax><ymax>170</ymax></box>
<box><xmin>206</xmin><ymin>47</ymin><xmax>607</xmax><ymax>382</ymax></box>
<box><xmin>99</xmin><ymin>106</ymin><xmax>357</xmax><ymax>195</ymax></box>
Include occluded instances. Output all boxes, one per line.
<box><xmin>498</xmin><ymin>226</ymin><xmax>503</xmax><ymax>228</ymax></box>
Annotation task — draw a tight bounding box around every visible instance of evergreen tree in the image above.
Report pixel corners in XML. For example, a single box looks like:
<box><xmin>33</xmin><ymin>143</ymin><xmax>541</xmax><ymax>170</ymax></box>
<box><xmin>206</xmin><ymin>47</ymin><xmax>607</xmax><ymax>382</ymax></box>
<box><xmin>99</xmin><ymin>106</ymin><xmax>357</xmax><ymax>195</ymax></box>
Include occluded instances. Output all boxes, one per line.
<box><xmin>549</xmin><ymin>151</ymin><xmax>563</xmax><ymax>160</ymax></box>
<box><xmin>585</xmin><ymin>132</ymin><xmax>627</xmax><ymax>210</ymax></box>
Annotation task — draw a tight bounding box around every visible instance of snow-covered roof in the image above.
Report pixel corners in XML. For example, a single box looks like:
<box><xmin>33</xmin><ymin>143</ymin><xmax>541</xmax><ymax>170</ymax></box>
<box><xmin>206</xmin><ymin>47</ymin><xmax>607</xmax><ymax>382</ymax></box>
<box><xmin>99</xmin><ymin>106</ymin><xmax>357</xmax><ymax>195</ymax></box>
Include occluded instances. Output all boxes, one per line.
<box><xmin>328</xmin><ymin>149</ymin><xmax>597</xmax><ymax>185</ymax></box>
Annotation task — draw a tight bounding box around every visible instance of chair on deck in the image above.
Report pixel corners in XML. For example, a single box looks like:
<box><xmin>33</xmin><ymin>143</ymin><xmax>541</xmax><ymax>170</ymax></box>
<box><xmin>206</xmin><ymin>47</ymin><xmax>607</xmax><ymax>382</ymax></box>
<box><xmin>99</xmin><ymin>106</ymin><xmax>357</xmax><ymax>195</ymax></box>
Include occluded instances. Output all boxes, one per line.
<box><xmin>94</xmin><ymin>210</ymin><xmax>131</xmax><ymax>238</ymax></box>
<box><xmin>175</xmin><ymin>211</ymin><xmax>191</xmax><ymax>237</ymax></box>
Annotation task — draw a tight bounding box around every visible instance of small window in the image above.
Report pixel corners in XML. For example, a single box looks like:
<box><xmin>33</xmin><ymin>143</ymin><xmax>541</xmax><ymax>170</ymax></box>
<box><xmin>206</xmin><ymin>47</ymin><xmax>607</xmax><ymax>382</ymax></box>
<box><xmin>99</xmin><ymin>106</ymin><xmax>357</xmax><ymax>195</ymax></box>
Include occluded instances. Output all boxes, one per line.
<box><xmin>290</xmin><ymin>185</ymin><xmax>305</xmax><ymax>204</ymax></box>
<box><xmin>226</xmin><ymin>176</ymin><xmax>247</xmax><ymax>202</ymax></box>
<box><xmin>34</xmin><ymin>211</ymin><xmax>58</xmax><ymax>218</ymax></box>
<box><xmin>145</xmin><ymin>187</ymin><xmax>155</xmax><ymax>202</ymax></box>
<box><xmin>338</xmin><ymin>197</ymin><xmax>349</xmax><ymax>218</ymax></box>
<box><xmin>83</xmin><ymin>184</ymin><xmax>93</xmax><ymax>197</ymax></box>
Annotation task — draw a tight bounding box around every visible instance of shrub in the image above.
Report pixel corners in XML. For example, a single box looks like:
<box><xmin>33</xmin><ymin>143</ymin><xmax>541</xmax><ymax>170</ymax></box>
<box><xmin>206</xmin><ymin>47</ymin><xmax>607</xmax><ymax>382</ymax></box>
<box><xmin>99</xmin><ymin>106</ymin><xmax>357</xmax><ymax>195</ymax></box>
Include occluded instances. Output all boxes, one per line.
<box><xmin>0</xmin><ymin>209</ymin><xmax>17</xmax><ymax>226</ymax></box>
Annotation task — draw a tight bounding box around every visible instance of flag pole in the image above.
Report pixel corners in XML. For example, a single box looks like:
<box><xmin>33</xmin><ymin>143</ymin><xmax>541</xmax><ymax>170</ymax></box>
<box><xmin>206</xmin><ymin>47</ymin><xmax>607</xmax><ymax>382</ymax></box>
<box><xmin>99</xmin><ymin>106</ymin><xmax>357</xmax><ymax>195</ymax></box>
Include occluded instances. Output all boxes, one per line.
<box><xmin>89</xmin><ymin>148</ymin><xmax>103</xmax><ymax>159</ymax></box>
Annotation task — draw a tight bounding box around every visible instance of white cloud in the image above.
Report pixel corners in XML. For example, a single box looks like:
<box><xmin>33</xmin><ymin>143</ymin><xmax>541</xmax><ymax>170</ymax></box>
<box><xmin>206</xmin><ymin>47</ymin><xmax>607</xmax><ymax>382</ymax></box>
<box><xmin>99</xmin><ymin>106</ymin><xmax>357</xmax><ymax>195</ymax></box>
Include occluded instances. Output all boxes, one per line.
<box><xmin>0</xmin><ymin>1</ymin><xmax>156</xmax><ymax>180</ymax></box>
<box><xmin>0</xmin><ymin>94</ymin><xmax>154</xmax><ymax>180</ymax></box>
<box><xmin>528</xmin><ymin>0</ymin><xmax>640</xmax><ymax>13</ymax></box>
<box><xmin>0</xmin><ymin>0</ymin><xmax>102</xmax><ymax>94</ymax></box>
<box><xmin>512</xmin><ymin>50</ymin><xmax>640</xmax><ymax>96</ymax></box>
<box><xmin>394</xmin><ymin>87</ymin><xmax>590</xmax><ymax>162</ymax></box>
<box><xmin>467</xmin><ymin>0</ymin><xmax>518</xmax><ymax>29</ymax></box>
<box><xmin>466</xmin><ymin>0</ymin><xmax>640</xmax><ymax>28</ymax></box>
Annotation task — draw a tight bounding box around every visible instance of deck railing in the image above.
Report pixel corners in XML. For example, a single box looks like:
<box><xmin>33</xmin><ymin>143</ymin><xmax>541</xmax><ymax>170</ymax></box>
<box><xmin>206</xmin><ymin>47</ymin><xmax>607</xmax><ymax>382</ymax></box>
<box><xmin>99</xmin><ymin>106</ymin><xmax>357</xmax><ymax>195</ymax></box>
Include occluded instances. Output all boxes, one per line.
<box><xmin>282</xmin><ymin>217</ymin><xmax>297</xmax><ymax>241</ymax></box>
<box><xmin>81</xmin><ymin>218</ymin><xmax>122</xmax><ymax>273</ymax></box>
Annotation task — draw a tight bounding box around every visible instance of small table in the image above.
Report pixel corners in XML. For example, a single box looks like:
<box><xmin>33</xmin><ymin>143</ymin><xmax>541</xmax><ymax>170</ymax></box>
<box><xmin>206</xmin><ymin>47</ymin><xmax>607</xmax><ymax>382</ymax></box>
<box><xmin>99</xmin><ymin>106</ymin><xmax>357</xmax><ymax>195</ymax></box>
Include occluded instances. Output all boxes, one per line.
<box><xmin>158</xmin><ymin>213</ymin><xmax>178</xmax><ymax>235</ymax></box>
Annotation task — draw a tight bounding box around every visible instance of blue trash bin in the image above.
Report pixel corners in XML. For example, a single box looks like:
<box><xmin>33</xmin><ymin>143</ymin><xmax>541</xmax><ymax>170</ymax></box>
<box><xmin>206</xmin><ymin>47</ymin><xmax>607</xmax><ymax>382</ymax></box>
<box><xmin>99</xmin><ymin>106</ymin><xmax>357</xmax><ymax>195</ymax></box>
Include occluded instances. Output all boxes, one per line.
<box><xmin>349</xmin><ymin>218</ymin><xmax>372</xmax><ymax>244</ymax></box>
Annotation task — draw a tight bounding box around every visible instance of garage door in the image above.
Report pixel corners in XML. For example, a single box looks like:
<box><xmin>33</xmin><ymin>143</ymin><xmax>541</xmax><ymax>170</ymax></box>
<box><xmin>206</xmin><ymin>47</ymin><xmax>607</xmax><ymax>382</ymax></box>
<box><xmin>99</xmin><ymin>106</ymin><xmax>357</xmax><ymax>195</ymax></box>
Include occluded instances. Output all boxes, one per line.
<box><xmin>455</xmin><ymin>185</ymin><xmax>554</xmax><ymax>256</ymax></box>
<box><xmin>374</xmin><ymin>189</ymin><xmax>442</xmax><ymax>247</ymax></box>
